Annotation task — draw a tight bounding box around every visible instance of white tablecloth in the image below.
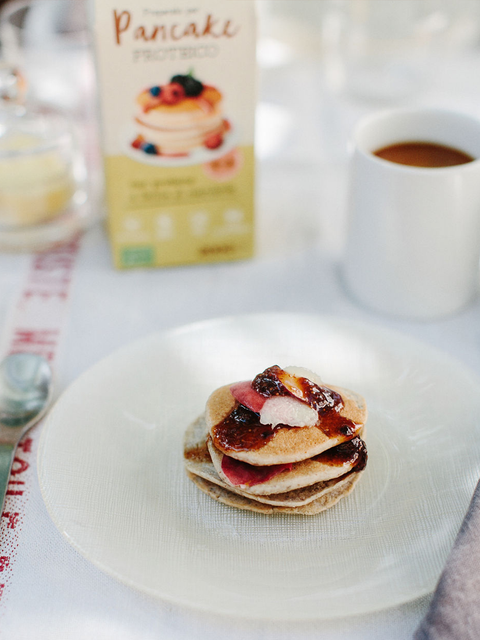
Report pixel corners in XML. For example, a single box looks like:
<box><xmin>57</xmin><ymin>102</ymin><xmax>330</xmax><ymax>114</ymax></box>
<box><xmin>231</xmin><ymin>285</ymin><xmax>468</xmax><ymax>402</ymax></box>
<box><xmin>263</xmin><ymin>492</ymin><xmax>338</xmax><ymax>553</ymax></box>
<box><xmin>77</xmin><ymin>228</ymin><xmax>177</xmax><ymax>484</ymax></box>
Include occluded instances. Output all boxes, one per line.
<box><xmin>1</xmin><ymin>38</ymin><xmax>480</xmax><ymax>640</ymax></box>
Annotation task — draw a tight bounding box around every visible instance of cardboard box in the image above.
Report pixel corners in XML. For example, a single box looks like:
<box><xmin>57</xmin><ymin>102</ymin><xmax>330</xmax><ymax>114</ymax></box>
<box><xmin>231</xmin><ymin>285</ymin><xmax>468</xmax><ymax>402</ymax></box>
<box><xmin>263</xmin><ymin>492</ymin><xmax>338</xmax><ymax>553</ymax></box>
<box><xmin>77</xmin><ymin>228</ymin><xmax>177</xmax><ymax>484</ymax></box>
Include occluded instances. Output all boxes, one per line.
<box><xmin>91</xmin><ymin>0</ymin><xmax>256</xmax><ymax>268</ymax></box>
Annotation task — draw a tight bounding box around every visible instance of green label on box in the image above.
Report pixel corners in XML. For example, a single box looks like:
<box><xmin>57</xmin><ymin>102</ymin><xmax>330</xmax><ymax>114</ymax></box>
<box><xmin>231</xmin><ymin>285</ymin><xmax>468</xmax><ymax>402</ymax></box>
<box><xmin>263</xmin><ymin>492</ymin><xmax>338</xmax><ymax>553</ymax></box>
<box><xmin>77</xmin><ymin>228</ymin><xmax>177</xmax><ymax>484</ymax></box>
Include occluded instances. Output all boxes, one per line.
<box><xmin>121</xmin><ymin>246</ymin><xmax>155</xmax><ymax>268</ymax></box>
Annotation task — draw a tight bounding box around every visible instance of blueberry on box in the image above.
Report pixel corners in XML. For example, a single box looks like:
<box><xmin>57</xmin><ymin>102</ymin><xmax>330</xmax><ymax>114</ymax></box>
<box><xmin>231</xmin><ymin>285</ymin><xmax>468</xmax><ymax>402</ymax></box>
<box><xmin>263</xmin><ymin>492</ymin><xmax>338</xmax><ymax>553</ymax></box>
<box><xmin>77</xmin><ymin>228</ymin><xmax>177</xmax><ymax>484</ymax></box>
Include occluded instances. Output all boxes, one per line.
<box><xmin>171</xmin><ymin>74</ymin><xmax>203</xmax><ymax>97</ymax></box>
<box><xmin>142</xmin><ymin>143</ymin><xmax>158</xmax><ymax>155</ymax></box>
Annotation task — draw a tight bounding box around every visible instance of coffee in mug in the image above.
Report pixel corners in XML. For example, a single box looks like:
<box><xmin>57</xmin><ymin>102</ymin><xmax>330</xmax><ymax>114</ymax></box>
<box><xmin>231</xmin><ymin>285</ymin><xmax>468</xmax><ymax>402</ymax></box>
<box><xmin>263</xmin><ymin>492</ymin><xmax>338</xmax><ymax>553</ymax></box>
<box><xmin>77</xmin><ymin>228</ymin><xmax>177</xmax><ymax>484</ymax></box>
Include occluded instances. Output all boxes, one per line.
<box><xmin>374</xmin><ymin>141</ymin><xmax>474</xmax><ymax>168</ymax></box>
<box><xmin>344</xmin><ymin>108</ymin><xmax>480</xmax><ymax>319</ymax></box>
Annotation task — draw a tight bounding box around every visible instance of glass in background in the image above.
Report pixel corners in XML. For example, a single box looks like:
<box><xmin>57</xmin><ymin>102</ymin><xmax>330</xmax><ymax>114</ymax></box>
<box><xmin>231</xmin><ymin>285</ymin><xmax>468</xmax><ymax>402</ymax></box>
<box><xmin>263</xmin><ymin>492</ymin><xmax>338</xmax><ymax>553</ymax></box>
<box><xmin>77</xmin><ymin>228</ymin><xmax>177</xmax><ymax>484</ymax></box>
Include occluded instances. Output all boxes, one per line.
<box><xmin>320</xmin><ymin>0</ymin><xmax>480</xmax><ymax>101</ymax></box>
<box><xmin>0</xmin><ymin>0</ymin><xmax>94</xmax><ymax>115</ymax></box>
<box><xmin>259</xmin><ymin>0</ymin><xmax>480</xmax><ymax>102</ymax></box>
<box><xmin>0</xmin><ymin>0</ymin><xmax>103</xmax><ymax>250</ymax></box>
<box><xmin>255</xmin><ymin>0</ymin><xmax>480</xmax><ymax>258</ymax></box>
<box><xmin>0</xmin><ymin>63</ymin><xmax>89</xmax><ymax>251</ymax></box>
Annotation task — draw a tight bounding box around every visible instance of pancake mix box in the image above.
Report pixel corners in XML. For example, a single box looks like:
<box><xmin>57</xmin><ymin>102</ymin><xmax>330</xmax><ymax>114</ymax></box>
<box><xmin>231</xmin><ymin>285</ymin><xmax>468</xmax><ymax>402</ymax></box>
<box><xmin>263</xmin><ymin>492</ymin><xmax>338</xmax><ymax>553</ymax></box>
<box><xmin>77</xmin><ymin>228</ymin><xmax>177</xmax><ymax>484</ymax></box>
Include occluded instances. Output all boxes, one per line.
<box><xmin>91</xmin><ymin>0</ymin><xmax>256</xmax><ymax>268</ymax></box>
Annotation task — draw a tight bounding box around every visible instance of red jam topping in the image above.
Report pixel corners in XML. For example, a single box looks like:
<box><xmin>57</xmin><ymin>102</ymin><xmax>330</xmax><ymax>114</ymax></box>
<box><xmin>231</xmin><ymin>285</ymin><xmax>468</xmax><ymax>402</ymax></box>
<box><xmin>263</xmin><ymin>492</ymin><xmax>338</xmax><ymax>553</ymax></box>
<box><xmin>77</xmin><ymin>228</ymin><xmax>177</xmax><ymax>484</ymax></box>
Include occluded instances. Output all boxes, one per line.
<box><xmin>211</xmin><ymin>366</ymin><xmax>359</xmax><ymax>452</ymax></box>
<box><xmin>221</xmin><ymin>455</ymin><xmax>292</xmax><ymax>487</ymax></box>
<box><xmin>313</xmin><ymin>436</ymin><xmax>367</xmax><ymax>473</ymax></box>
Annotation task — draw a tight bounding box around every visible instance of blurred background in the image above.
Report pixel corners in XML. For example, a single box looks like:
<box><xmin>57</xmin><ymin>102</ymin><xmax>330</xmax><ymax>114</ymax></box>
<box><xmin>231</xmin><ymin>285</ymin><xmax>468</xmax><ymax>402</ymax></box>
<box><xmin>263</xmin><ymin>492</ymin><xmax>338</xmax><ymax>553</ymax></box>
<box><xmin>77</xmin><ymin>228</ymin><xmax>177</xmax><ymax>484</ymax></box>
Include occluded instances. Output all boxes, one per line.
<box><xmin>256</xmin><ymin>0</ymin><xmax>480</xmax><ymax>257</ymax></box>
<box><xmin>0</xmin><ymin>0</ymin><xmax>480</xmax><ymax>256</ymax></box>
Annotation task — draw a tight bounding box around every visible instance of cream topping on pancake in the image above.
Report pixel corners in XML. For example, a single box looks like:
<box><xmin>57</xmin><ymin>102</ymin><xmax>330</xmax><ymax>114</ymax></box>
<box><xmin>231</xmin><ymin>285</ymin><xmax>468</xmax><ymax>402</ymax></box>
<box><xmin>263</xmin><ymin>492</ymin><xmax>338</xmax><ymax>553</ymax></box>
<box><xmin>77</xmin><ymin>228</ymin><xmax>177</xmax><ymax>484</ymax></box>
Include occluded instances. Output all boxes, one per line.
<box><xmin>283</xmin><ymin>366</ymin><xmax>323</xmax><ymax>386</ymax></box>
<box><xmin>230</xmin><ymin>366</ymin><xmax>331</xmax><ymax>427</ymax></box>
<box><xmin>259</xmin><ymin>395</ymin><xmax>318</xmax><ymax>428</ymax></box>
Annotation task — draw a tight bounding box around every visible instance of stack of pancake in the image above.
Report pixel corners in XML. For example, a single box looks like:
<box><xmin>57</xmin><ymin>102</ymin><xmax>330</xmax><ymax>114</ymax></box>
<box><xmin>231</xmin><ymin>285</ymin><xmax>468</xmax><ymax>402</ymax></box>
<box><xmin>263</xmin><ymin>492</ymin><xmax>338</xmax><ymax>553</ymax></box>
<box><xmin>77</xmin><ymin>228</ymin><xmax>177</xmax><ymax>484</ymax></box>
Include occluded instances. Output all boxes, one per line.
<box><xmin>135</xmin><ymin>84</ymin><xmax>225</xmax><ymax>156</ymax></box>
<box><xmin>184</xmin><ymin>366</ymin><xmax>368</xmax><ymax>515</ymax></box>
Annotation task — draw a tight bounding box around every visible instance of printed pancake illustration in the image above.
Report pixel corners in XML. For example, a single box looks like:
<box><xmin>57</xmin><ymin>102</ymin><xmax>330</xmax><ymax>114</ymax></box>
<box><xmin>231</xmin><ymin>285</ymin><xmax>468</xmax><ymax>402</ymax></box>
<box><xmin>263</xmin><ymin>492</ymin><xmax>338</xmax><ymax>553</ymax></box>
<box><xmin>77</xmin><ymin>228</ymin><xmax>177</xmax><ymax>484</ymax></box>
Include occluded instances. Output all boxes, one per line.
<box><xmin>184</xmin><ymin>365</ymin><xmax>368</xmax><ymax>515</ymax></box>
<box><xmin>132</xmin><ymin>73</ymin><xmax>231</xmax><ymax>157</ymax></box>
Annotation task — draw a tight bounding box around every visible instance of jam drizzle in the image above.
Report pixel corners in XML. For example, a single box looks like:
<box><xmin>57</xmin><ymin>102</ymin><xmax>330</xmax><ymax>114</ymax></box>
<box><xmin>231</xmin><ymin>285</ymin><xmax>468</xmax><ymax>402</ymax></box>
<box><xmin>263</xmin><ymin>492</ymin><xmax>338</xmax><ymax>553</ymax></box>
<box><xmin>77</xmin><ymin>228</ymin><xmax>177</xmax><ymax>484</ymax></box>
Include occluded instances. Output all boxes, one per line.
<box><xmin>313</xmin><ymin>436</ymin><xmax>367</xmax><ymax>473</ymax></box>
<box><xmin>212</xmin><ymin>366</ymin><xmax>360</xmax><ymax>452</ymax></box>
<box><xmin>252</xmin><ymin>365</ymin><xmax>342</xmax><ymax>413</ymax></box>
<box><xmin>213</xmin><ymin>404</ymin><xmax>279</xmax><ymax>451</ymax></box>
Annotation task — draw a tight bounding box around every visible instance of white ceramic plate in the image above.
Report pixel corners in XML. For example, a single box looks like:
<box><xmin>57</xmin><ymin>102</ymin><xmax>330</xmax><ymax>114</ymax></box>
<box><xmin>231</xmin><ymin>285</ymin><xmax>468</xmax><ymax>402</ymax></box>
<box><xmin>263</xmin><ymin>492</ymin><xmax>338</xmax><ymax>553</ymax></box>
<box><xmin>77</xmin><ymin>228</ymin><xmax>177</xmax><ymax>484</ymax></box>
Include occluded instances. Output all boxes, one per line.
<box><xmin>38</xmin><ymin>314</ymin><xmax>480</xmax><ymax>620</ymax></box>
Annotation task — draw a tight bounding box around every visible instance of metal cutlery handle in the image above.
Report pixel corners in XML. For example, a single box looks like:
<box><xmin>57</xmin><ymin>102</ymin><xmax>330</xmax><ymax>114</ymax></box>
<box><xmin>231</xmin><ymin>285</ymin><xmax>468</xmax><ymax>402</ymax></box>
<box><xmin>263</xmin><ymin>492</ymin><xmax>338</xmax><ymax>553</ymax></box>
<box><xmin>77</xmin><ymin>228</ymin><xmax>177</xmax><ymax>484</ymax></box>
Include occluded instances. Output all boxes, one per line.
<box><xmin>0</xmin><ymin>353</ymin><xmax>53</xmax><ymax>516</ymax></box>
<box><xmin>0</xmin><ymin>443</ymin><xmax>15</xmax><ymax>516</ymax></box>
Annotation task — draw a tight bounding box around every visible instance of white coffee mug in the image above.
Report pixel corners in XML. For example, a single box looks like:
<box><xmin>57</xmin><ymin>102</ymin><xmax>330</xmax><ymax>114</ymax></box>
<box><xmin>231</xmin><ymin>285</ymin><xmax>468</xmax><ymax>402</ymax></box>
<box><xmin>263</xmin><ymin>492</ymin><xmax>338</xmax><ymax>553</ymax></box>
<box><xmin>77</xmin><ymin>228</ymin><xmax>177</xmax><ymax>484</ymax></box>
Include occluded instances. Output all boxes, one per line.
<box><xmin>343</xmin><ymin>108</ymin><xmax>480</xmax><ymax>319</ymax></box>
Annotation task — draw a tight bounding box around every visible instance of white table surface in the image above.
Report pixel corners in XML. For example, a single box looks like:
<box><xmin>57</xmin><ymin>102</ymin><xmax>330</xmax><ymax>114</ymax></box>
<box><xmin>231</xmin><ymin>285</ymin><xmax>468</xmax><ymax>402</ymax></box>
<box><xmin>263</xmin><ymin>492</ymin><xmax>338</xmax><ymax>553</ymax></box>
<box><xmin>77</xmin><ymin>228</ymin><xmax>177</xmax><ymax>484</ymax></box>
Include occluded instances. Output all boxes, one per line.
<box><xmin>1</xmin><ymin>35</ymin><xmax>480</xmax><ymax>640</ymax></box>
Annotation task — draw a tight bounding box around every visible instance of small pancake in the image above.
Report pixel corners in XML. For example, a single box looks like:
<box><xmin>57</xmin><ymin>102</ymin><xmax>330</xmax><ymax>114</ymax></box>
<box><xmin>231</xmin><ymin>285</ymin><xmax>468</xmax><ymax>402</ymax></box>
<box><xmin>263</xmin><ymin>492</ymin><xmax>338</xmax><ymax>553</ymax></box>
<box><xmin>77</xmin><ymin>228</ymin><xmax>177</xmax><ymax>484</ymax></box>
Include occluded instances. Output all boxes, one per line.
<box><xmin>207</xmin><ymin>431</ymin><xmax>366</xmax><ymax>496</ymax></box>
<box><xmin>189</xmin><ymin>460</ymin><xmax>361</xmax><ymax>508</ymax></box>
<box><xmin>206</xmin><ymin>383</ymin><xmax>367</xmax><ymax>465</ymax></box>
<box><xmin>184</xmin><ymin>416</ymin><xmax>365</xmax><ymax>507</ymax></box>
<box><xmin>187</xmin><ymin>470</ymin><xmax>360</xmax><ymax>515</ymax></box>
